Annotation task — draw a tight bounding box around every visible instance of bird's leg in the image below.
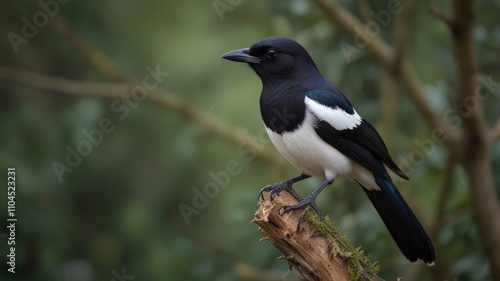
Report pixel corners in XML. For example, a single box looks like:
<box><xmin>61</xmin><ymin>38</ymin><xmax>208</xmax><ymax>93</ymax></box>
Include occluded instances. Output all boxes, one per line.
<box><xmin>258</xmin><ymin>174</ymin><xmax>311</xmax><ymax>202</ymax></box>
<box><xmin>282</xmin><ymin>178</ymin><xmax>334</xmax><ymax>217</ymax></box>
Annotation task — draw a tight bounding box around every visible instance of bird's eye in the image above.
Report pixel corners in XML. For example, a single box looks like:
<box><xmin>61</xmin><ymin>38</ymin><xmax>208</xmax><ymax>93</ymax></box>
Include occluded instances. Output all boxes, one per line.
<box><xmin>266</xmin><ymin>49</ymin><xmax>277</xmax><ymax>59</ymax></box>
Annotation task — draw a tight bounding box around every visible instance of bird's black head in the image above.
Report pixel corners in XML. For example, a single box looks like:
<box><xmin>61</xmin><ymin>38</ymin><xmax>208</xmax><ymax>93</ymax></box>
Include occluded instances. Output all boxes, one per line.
<box><xmin>221</xmin><ymin>37</ymin><xmax>322</xmax><ymax>85</ymax></box>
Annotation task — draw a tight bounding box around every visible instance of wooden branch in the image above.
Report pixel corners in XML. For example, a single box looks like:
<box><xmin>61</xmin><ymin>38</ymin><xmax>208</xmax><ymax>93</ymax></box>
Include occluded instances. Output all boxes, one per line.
<box><xmin>253</xmin><ymin>190</ymin><xmax>382</xmax><ymax>281</ymax></box>
<box><xmin>427</xmin><ymin>5</ymin><xmax>454</xmax><ymax>27</ymax></box>
<box><xmin>451</xmin><ymin>1</ymin><xmax>500</xmax><ymax>279</ymax></box>
<box><xmin>451</xmin><ymin>0</ymin><xmax>487</xmax><ymax>138</ymax></box>
<box><xmin>393</xmin><ymin>0</ymin><xmax>413</xmax><ymax>67</ymax></box>
<box><xmin>357</xmin><ymin>0</ymin><xmax>373</xmax><ymax>24</ymax></box>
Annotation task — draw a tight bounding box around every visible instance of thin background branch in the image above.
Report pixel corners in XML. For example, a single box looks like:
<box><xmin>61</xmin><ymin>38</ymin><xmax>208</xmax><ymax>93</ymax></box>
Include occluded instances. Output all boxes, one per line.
<box><xmin>312</xmin><ymin>0</ymin><xmax>460</xmax><ymax>154</ymax></box>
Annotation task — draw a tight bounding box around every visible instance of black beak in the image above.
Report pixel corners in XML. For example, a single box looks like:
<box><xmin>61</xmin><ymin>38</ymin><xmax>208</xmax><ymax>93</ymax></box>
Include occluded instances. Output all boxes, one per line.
<box><xmin>220</xmin><ymin>48</ymin><xmax>260</xmax><ymax>64</ymax></box>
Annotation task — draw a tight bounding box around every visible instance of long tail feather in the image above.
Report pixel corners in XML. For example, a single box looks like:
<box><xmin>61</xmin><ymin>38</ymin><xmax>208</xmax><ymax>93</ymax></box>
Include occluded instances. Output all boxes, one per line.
<box><xmin>362</xmin><ymin>176</ymin><xmax>435</xmax><ymax>265</ymax></box>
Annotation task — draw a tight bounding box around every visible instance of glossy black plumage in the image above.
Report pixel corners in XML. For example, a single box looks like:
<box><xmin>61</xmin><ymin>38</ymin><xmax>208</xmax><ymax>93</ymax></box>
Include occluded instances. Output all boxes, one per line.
<box><xmin>365</xmin><ymin>176</ymin><xmax>435</xmax><ymax>264</ymax></box>
<box><xmin>221</xmin><ymin>36</ymin><xmax>435</xmax><ymax>265</ymax></box>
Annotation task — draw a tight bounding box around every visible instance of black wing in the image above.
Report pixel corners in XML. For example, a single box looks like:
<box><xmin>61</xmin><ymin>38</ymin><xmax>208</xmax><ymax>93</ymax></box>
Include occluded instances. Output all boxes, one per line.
<box><xmin>314</xmin><ymin>119</ymin><xmax>409</xmax><ymax>180</ymax></box>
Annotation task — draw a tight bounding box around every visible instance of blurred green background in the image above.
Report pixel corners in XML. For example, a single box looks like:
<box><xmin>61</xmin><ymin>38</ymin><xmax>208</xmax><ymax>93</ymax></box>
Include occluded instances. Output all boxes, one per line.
<box><xmin>1</xmin><ymin>0</ymin><xmax>499</xmax><ymax>280</ymax></box>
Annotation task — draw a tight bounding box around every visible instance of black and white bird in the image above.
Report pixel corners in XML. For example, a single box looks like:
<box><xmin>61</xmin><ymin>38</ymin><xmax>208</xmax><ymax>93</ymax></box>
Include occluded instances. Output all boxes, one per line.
<box><xmin>221</xmin><ymin>37</ymin><xmax>435</xmax><ymax>265</ymax></box>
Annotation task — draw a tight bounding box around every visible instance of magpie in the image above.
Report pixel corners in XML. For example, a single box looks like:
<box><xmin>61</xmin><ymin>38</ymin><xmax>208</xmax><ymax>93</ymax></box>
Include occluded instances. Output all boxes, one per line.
<box><xmin>221</xmin><ymin>37</ymin><xmax>435</xmax><ymax>265</ymax></box>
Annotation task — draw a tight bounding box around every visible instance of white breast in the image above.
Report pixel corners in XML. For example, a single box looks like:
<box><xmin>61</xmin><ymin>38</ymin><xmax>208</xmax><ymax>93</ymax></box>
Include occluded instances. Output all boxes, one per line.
<box><xmin>266</xmin><ymin>110</ymin><xmax>354</xmax><ymax>180</ymax></box>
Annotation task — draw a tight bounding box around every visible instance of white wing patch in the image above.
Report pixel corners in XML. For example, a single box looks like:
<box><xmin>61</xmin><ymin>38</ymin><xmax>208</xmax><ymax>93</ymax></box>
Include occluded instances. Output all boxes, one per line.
<box><xmin>305</xmin><ymin>97</ymin><xmax>362</xmax><ymax>130</ymax></box>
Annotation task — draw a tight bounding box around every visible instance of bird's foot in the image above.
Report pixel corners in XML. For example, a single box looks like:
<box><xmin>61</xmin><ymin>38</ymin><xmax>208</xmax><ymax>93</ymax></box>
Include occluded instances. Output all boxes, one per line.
<box><xmin>283</xmin><ymin>193</ymin><xmax>322</xmax><ymax>217</ymax></box>
<box><xmin>261</xmin><ymin>177</ymin><xmax>331</xmax><ymax>232</ymax></box>
<box><xmin>279</xmin><ymin>195</ymin><xmax>323</xmax><ymax>232</ymax></box>
<box><xmin>282</xmin><ymin>178</ymin><xmax>332</xmax><ymax>219</ymax></box>
<box><xmin>258</xmin><ymin>179</ymin><xmax>303</xmax><ymax>202</ymax></box>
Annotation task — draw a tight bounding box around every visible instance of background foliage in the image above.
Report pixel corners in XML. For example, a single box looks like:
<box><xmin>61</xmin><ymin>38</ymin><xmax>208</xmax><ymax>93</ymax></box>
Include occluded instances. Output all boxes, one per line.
<box><xmin>1</xmin><ymin>0</ymin><xmax>499</xmax><ymax>280</ymax></box>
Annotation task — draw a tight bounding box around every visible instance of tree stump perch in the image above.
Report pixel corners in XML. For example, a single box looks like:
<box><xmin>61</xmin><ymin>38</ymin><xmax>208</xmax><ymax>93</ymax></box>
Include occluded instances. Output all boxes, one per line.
<box><xmin>253</xmin><ymin>190</ymin><xmax>383</xmax><ymax>281</ymax></box>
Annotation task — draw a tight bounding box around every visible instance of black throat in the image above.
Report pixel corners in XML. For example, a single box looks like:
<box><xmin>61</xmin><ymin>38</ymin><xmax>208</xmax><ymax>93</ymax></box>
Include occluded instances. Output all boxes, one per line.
<box><xmin>259</xmin><ymin>84</ymin><xmax>306</xmax><ymax>134</ymax></box>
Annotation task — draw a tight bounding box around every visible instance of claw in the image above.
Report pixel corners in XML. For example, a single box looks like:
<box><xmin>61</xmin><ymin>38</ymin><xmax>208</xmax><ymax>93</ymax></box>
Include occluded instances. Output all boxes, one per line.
<box><xmin>258</xmin><ymin>179</ymin><xmax>302</xmax><ymax>202</ymax></box>
<box><xmin>280</xmin><ymin>177</ymin><xmax>333</xmax><ymax>225</ymax></box>
<box><xmin>258</xmin><ymin>185</ymin><xmax>273</xmax><ymax>201</ymax></box>
<box><xmin>282</xmin><ymin>194</ymin><xmax>321</xmax><ymax>215</ymax></box>
<box><xmin>281</xmin><ymin>195</ymin><xmax>323</xmax><ymax>231</ymax></box>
